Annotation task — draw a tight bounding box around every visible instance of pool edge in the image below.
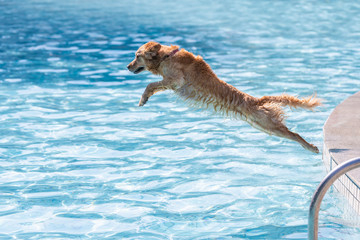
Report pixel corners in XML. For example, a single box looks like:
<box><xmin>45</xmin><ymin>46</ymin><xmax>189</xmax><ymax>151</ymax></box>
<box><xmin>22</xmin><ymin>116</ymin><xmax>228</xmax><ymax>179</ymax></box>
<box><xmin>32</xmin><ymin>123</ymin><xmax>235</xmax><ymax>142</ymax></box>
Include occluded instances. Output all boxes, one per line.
<box><xmin>323</xmin><ymin>91</ymin><xmax>360</xmax><ymax>215</ymax></box>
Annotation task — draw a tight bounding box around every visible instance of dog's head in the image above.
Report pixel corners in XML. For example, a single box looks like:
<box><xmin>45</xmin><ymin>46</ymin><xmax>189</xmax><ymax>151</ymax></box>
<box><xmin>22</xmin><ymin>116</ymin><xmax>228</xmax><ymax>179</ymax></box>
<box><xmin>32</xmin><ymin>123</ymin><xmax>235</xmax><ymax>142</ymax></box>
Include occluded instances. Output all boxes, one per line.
<box><xmin>127</xmin><ymin>41</ymin><xmax>161</xmax><ymax>74</ymax></box>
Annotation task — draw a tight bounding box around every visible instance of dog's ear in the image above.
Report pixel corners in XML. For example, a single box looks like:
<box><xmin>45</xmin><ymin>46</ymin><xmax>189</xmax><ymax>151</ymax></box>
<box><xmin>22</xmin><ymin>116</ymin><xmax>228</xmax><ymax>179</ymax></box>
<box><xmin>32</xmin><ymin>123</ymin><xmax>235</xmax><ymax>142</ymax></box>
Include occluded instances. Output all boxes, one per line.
<box><xmin>145</xmin><ymin>43</ymin><xmax>161</xmax><ymax>59</ymax></box>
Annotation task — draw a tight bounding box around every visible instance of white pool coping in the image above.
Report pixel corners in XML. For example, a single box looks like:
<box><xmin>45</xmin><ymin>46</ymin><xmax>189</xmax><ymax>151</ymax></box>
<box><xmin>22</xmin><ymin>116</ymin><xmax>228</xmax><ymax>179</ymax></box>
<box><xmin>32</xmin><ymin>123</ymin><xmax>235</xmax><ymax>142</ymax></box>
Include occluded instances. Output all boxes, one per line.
<box><xmin>323</xmin><ymin>91</ymin><xmax>360</xmax><ymax>214</ymax></box>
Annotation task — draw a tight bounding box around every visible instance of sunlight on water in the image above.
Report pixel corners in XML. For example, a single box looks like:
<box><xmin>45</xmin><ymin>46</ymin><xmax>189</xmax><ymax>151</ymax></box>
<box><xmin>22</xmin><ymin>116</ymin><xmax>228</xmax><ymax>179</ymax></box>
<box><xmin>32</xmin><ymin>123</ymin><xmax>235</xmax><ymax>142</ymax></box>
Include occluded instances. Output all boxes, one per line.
<box><xmin>1</xmin><ymin>0</ymin><xmax>360</xmax><ymax>239</ymax></box>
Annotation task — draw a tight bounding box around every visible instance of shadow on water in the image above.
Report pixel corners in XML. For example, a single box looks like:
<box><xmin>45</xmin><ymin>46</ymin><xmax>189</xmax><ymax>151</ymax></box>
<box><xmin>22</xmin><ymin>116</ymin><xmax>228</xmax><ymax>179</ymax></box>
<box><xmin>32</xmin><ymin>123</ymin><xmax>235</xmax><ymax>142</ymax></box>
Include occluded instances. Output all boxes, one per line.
<box><xmin>230</xmin><ymin>224</ymin><xmax>307</xmax><ymax>239</ymax></box>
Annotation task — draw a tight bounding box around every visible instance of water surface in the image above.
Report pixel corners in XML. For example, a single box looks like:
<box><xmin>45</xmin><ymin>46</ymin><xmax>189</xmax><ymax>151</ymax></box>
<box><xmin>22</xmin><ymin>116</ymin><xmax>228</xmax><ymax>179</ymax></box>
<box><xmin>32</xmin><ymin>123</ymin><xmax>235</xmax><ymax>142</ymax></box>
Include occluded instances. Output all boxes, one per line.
<box><xmin>1</xmin><ymin>0</ymin><xmax>360</xmax><ymax>239</ymax></box>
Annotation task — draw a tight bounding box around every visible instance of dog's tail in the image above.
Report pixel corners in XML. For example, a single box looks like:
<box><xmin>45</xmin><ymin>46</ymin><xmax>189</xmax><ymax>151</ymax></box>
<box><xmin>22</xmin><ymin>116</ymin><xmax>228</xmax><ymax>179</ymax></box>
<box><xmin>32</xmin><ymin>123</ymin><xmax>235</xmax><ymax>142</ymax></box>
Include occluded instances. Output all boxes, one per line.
<box><xmin>258</xmin><ymin>94</ymin><xmax>321</xmax><ymax>110</ymax></box>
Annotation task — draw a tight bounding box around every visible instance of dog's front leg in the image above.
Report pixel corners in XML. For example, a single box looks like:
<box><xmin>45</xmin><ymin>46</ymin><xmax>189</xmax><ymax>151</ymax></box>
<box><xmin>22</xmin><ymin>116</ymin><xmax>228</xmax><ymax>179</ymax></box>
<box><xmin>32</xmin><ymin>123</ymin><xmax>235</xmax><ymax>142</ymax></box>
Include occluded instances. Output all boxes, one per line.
<box><xmin>139</xmin><ymin>81</ymin><xmax>168</xmax><ymax>106</ymax></box>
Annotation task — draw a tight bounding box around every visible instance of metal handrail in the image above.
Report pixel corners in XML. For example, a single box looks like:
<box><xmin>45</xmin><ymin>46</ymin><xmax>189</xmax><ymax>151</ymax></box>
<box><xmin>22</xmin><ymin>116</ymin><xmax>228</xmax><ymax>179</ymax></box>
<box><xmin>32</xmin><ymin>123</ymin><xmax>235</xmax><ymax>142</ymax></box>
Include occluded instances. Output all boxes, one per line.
<box><xmin>308</xmin><ymin>157</ymin><xmax>360</xmax><ymax>240</ymax></box>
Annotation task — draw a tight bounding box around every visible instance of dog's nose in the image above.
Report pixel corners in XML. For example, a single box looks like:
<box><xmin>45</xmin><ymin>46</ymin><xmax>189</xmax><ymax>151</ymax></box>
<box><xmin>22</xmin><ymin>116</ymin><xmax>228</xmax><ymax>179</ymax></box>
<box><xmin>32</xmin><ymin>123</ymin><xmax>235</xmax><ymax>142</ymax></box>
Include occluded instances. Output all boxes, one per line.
<box><xmin>127</xmin><ymin>64</ymin><xmax>131</xmax><ymax>70</ymax></box>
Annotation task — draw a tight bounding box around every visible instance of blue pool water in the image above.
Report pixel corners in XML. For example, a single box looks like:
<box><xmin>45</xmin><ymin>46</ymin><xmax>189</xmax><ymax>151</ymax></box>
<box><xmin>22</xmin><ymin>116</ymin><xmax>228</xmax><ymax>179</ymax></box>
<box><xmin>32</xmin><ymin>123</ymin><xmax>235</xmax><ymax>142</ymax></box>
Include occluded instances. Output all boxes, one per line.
<box><xmin>1</xmin><ymin>0</ymin><xmax>360</xmax><ymax>239</ymax></box>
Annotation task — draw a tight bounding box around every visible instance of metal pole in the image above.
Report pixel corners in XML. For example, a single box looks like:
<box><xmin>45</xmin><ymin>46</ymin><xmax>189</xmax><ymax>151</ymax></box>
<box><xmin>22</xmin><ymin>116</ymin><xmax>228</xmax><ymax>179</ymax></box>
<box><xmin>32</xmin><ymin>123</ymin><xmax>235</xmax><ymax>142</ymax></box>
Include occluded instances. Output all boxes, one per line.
<box><xmin>308</xmin><ymin>157</ymin><xmax>360</xmax><ymax>240</ymax></box>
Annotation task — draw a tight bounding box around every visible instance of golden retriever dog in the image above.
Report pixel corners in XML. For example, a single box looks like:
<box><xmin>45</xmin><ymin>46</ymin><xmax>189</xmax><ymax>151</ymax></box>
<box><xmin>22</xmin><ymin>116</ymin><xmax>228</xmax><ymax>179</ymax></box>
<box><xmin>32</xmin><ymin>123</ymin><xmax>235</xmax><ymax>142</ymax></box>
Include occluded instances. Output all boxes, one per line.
<box><xmin>127</xmin><ymin>41</ymin><xmax>321</xmax><ymax>153</ymax></box>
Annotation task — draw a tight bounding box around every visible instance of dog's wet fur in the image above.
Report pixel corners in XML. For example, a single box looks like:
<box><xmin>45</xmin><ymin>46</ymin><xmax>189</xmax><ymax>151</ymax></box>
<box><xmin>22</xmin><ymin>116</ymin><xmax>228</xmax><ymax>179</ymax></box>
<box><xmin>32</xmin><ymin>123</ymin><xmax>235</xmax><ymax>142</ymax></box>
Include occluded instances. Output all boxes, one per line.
<box><xmin>128</xmin><ymin>41</ymin><xmax>321</xmax><ymax>153</ymax></box>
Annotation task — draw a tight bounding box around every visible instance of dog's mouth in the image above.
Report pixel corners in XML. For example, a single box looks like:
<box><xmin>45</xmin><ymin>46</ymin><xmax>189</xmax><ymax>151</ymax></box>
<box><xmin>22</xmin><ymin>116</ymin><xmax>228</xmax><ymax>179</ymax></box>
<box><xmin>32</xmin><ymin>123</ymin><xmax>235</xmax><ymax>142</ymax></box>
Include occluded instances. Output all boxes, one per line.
<box><xmin>134</xmin><ymin>67</ymin><xmax>145</xmax><ymax>74</ymax></box>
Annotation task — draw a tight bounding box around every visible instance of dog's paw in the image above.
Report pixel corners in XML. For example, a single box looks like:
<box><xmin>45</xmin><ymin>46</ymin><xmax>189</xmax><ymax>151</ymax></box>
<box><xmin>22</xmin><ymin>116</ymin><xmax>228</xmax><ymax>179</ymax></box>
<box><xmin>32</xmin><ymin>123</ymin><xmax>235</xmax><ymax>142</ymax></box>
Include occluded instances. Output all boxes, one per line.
<box><xmin>138</xmin><ymin>96</ymin><xmax>148</xmax><ymax>106</ymax></box>
<box><xmin>311</xmin><ymin>145</ymin><xmax>320</xmax><ymax>154</ymax></box>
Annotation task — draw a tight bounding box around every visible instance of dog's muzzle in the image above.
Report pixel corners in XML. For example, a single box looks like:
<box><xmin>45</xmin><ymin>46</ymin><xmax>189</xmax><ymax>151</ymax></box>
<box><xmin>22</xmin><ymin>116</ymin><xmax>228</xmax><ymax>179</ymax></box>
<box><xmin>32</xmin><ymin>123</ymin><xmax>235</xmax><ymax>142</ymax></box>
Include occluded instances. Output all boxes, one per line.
<box><xmin>127</xmin><ymin>63</ymin><xmax>145</xmax><ymax>74</ymax></box>
<box><xmin>133</xmin><ymin>67</ymin><xmax>145</xmax><ymax>74</ymax></box>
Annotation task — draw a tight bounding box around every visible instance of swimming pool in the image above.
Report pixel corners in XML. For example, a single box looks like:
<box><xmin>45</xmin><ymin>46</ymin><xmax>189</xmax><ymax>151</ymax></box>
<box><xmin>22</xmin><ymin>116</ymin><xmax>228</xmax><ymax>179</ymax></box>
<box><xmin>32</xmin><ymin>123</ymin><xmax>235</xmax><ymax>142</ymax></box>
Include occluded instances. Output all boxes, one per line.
<box><xmin>1</xmin><ymin>0</ymin><xmax>360</xmax><ymax>239</ymax></box>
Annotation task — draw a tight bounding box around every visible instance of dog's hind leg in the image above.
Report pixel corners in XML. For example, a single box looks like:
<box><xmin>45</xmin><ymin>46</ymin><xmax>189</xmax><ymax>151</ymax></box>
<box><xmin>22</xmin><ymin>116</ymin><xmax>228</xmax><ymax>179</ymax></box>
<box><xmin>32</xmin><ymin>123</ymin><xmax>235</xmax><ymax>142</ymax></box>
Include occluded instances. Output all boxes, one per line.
<box><xmin>272</xmin><ymin>125</ymin><xmax>319</xmax><ymax>153</ymax></box>
<box><xmin>243</xmin><ymin>104</ymin><xmax>319</xmax><ymax>153</ymax></box>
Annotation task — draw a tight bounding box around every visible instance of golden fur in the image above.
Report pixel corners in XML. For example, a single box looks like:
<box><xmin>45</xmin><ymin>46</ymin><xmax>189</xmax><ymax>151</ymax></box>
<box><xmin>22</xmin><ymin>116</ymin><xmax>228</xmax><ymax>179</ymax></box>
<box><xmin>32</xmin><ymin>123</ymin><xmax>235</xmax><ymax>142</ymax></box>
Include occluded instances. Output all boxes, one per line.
<box><xmin>127</xmin><ymin>41</ymin><xmax>321</xmax><ymax>153</ymax></box>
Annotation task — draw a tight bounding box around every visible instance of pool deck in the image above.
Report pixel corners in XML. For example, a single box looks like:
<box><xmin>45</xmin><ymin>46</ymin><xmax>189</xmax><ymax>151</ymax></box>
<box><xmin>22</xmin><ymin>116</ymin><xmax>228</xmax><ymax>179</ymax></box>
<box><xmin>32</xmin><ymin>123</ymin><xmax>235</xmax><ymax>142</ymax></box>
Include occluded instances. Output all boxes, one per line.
<box><xmin>323</xmin><ymin>91</ymin><xmax>360</xmax><ymax>214</ymax></box>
